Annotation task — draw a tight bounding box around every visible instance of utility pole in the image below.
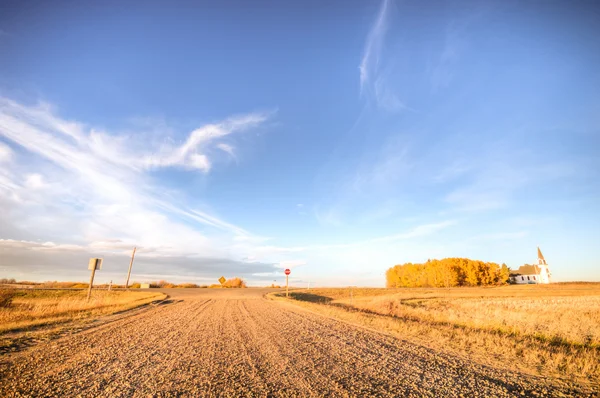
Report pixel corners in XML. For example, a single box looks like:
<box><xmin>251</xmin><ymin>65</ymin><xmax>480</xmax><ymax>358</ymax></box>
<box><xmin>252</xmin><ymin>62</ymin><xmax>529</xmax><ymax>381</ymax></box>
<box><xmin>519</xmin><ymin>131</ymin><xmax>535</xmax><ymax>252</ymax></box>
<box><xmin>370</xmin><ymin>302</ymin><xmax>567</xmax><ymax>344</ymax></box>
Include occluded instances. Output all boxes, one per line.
<box><xmin>125</xmin><ymin>247</ymin><xmax>137</xmax><ymax>289</ymax></box>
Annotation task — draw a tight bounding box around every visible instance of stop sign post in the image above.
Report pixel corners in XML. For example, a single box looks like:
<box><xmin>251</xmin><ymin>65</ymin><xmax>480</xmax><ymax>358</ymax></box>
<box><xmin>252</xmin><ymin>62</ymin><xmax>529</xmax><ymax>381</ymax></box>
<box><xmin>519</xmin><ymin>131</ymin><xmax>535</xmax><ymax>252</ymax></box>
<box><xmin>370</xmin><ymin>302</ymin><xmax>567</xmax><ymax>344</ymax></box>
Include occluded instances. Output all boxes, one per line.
<box><xmin>285</xmin><ymin>268</ymin><xmax>291</xmax><ymax>297</ymax></box>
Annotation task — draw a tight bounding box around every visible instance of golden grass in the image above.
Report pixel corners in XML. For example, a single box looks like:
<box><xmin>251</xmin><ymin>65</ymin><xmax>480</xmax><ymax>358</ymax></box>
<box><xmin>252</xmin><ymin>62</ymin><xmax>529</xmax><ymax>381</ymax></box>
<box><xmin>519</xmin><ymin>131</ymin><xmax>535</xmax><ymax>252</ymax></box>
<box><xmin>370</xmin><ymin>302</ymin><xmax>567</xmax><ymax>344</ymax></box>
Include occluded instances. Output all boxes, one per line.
<box><xmin>0</xmin><ymin>289</ymin><xmax>165</xmax><ymax>334</ymax></box>
<box><xmin>272</xmin><ymin>283</ymin><xmax>600</xmax><ymax>387</ymax></box>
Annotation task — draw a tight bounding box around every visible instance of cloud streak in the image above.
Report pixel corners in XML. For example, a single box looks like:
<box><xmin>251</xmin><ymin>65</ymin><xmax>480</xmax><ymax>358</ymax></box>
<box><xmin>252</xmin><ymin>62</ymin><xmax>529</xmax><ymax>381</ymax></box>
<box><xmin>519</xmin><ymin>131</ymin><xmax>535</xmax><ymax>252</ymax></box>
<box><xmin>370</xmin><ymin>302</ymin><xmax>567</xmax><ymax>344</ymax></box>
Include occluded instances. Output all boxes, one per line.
<box><xmin>144</xmin><ymin>112</ymin><xmax>269</xmax><ymax>172</ymax></box>
<box><xmin>358</xmin><ymin>0</ymin><xmax>412</xmax><ymax>113</ymax></box>
<box><xmin>359</xmin><ymin>0</ymin><xmax>390</xmax><ymax>93</ymax></box>
<box><xmin>0</xmin><ymin>97</ymin><xmax>276</xmax><ymax>280</ymax></box>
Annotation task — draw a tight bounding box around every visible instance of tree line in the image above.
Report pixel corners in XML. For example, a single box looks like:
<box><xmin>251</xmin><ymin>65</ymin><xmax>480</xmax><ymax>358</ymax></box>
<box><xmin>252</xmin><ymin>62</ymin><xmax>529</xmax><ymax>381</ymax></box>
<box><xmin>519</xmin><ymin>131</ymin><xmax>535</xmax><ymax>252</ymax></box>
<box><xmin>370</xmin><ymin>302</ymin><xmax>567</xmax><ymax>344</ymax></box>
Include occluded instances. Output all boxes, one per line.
<box><xmin>386</xmin><ymin>258</ymin><xmax>511</xmax><ymax>288</ymax></box>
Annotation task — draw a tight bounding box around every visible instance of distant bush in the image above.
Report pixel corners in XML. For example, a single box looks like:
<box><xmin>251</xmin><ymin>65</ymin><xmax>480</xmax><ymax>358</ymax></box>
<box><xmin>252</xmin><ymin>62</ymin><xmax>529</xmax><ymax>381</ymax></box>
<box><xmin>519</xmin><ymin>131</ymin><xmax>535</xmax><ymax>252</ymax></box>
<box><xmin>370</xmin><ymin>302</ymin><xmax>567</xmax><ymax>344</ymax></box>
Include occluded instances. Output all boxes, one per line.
<box><xmin>15</xmin><ymin>281</ymin><xmax>41</xmax><ymax>286</ymax></box>
<box><xmin>176</xmin><ymin>283</ymin><xmax>200</xmax><ymax>288</ymax></box>
<box><xmin>223</xmin><ymin>277</ymin><xmax>247</xmax><ymax>288</ymax></box>
<box><xmin>39</xmin><ymin>281</ymin><xmax>80</xmax><ymax>288</ymax></box>
<box><xmin>71</xmin><ymin>283</ymin><xmax>89</xmax><ymax>289</ymax></box>
<box><xmin>129</xmin><ymin>283</ymin><xmax>141</xmax><ymax>289</ymax></box>
<box><xmin>153</xmin><ymin>280</ymin><xmax>175</xmax><ymax>288</ymax></box>
<box><xmin>0</xmin><ymin>278</ymin><xmax>16</xmax><ymax>285</ymax></box>
<box><xmin>209</xmin><ymin>284</ymin><xmax>223</xmax><ymax>288</ymax></box>
<box><xmin>0</xmin><ymin>289</ymin><xmax>16</xmax><ymax>308</ymax></box>
<box><xmin>141</xmin><ymin>281</ymin><xmax>208</xmax><ymax>288</ymax></box>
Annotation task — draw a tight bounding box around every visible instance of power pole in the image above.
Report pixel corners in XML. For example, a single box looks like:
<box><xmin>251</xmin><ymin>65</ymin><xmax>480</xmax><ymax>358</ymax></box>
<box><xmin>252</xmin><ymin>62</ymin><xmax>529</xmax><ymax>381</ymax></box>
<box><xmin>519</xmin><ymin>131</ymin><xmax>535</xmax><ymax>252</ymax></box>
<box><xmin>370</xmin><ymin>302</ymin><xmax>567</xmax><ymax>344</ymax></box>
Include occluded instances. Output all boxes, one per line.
<box><xmin>125</xmin><ymin>247</ymin><xmax>137</xmax><ymax>289</ymax></box>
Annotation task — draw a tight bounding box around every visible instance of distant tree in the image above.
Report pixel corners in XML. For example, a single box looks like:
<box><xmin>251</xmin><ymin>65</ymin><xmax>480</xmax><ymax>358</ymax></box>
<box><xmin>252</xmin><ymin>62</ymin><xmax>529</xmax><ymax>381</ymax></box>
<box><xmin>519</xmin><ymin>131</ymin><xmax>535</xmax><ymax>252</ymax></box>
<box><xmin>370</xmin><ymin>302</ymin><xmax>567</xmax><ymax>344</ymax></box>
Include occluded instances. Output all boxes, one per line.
<box><xmin>386</xmin><ymin>258</ymin><xmax>510</xmax><ymax>288</ymax></box>
<box><xmin>498</xmin><ymin>263</ymin><xmax>511</xmax><ymax>285</ymax></box>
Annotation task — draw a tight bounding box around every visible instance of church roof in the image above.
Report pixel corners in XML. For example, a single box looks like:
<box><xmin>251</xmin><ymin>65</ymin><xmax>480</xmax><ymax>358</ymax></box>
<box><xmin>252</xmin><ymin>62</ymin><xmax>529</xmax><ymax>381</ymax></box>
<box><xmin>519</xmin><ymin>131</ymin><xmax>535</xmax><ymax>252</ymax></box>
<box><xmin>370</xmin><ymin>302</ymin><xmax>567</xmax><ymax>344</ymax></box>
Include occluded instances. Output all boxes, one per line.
<box><xmin>512</xmin><ymin>264</ymin><xmax>541</xmax><ymax>276</ymax></box>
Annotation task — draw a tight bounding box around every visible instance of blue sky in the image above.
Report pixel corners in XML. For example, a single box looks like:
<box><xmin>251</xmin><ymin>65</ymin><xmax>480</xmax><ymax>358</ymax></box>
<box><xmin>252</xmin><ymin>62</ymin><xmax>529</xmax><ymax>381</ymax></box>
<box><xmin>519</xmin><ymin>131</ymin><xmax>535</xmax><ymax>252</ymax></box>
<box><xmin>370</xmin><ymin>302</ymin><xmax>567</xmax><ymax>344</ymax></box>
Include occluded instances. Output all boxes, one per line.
<box><xmin>1</xmin><ymin>0</ymin><xmax>599</xmax><ymax>286</ymax></box>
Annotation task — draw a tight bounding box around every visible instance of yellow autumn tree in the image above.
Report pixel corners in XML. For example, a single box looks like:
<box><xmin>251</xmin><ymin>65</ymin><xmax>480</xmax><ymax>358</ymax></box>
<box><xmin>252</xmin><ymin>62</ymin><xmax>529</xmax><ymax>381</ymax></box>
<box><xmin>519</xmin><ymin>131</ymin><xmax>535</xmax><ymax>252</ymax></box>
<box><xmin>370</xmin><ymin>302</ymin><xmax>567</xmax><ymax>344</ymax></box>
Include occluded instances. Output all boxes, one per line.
<box><xmin>386</xmin><ymin>258</ymin><xmax>509</xmax><ymax>288</ymax></box>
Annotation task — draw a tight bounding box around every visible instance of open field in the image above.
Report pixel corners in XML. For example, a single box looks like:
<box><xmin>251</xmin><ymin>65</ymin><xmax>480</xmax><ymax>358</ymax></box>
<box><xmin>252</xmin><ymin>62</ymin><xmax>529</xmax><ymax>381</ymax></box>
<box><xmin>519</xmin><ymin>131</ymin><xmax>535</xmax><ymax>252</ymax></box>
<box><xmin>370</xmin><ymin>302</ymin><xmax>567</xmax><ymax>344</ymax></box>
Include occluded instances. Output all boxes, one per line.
<box><xmin>0</xmin><ymin>289</ymin><xmax>165</xmax><ymax>334</ymax></box>
<box><xmin>277</xmin><ymin>283</ymin><xmax>600</xmax><ymax>387</ymax></box>
<box><xmin>0</xmin><ymin>288</ymin><xmax>596</xmax><ymax>397</ymax></box>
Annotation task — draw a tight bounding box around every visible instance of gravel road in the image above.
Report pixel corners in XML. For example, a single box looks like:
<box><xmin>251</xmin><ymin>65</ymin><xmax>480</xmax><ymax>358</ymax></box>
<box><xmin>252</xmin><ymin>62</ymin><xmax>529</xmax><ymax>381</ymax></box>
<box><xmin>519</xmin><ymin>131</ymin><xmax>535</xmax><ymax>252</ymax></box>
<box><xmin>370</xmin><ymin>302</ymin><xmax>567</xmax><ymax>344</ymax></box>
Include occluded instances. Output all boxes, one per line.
<box><xmin>0</xmin><ymin>289</ymin><xmax>590</xmax><ymax>397</ymax></box>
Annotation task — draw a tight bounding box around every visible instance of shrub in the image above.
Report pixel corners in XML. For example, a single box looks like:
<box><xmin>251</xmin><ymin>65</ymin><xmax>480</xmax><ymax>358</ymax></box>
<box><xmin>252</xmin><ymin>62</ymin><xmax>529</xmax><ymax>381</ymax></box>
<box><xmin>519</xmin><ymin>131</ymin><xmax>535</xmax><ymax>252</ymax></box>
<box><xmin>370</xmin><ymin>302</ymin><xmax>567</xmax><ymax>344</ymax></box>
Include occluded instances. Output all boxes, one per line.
<box><xmin>72</xmin><ymin>283</ymin><xmax>89</xmax><ymax>289</ymax></box>
<box><xmin>176</xmin><ymin>283</ymin><xmax>200</xmax><ymax>288</ymax></box>
<box><xmin>16</xmin><ymin>281</ymin><xmax>40</xmax><ymax>286</ymax></box>
<box><xmin>223</xmin><ymin>277</ymin><xmax>247</xmax><ymax>288</ymax></box>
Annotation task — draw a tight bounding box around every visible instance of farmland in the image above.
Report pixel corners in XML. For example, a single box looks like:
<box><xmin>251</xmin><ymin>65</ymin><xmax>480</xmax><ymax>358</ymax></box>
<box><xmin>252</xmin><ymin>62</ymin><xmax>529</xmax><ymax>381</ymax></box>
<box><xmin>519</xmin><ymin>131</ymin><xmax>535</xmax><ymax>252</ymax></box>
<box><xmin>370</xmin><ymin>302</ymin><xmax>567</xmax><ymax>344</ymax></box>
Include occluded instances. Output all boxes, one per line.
<box><xmin>0</xmin><ymin>287</ymin><xmax>597</xmax><ymax>396</ymax></box>
<box><xmin>278</xmin><ymin>283</ymin><xmax>600</xmax><ymax>387</ymax></box>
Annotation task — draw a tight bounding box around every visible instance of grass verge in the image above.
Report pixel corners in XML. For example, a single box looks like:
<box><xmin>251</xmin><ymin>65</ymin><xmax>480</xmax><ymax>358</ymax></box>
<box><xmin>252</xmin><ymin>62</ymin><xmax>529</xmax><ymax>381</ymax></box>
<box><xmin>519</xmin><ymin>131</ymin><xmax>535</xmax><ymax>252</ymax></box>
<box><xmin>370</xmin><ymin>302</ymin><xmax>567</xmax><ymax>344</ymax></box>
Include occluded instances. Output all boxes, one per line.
<box><xmin>0</xmin><ymin>288</ymin><xmax>166</xmax><ymax>353</ymax></box>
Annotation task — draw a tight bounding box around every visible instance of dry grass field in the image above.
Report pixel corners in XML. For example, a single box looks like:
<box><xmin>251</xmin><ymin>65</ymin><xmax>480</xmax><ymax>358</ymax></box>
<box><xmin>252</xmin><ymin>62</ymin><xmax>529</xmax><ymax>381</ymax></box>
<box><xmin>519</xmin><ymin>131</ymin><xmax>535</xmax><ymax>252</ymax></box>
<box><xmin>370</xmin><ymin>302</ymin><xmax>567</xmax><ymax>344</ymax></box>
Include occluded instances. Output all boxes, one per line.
<box><xmin>276</xmin><ymin>283</ymin><xmax>600</xmax><ymax>387</ymax></box>
<box><xmin>0</xmin><ymin>289</ymin><xmax>165</xmax><ymax>334</ymax></box>
<box><xmin>2</xmin><ymin>288</ymin><xmax>596</xmax><ymax>397</ymax></box>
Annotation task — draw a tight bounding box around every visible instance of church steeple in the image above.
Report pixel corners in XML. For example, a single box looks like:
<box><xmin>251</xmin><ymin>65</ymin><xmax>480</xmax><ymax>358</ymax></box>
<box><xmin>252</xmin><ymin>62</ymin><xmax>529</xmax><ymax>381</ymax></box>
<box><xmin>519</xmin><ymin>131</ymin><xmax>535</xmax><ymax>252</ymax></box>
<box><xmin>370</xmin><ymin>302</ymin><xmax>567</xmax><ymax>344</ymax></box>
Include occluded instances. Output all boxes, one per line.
<box><xmin>537</xmin><ymin>247</ymin><xmax>551</xmax><ymax>283</ymax></box>
<box><xmin>537</xmin><ymin>247</ymin><xmax>547</xmax><ymax>265</ymax></box>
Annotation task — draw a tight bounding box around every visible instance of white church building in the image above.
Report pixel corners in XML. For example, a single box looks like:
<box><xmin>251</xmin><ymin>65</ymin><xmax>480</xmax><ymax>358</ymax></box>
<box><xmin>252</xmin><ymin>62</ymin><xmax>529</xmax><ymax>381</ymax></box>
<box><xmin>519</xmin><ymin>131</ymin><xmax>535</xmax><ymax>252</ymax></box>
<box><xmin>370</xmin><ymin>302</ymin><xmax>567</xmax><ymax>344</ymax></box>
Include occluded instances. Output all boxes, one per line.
<box><xmin>510</xmin><ymin>247</ymin><xmax>551</xmax><ymax>284</ymax></box>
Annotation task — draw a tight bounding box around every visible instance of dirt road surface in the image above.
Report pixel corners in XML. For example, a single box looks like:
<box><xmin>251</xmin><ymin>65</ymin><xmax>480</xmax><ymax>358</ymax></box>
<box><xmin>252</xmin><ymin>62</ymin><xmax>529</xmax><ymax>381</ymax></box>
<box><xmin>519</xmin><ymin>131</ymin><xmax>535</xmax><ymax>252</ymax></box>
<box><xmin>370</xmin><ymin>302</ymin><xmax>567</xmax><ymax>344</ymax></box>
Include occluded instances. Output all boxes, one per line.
<box><xmin>0</xmin><ymin>289</ymin><xmax>589</xmax><ymax>397</ymax></box>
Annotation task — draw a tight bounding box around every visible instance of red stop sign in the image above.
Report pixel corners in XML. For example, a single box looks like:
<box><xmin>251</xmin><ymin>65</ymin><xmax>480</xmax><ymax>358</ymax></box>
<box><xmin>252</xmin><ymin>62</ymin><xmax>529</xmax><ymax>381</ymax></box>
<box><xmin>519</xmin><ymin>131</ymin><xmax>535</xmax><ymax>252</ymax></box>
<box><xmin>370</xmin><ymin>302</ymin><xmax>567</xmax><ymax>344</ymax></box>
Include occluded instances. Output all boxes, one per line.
<box><xmin>284</xmin><ymin>268</ymin><xmax>291</xmax><ymax>275</ymax></box>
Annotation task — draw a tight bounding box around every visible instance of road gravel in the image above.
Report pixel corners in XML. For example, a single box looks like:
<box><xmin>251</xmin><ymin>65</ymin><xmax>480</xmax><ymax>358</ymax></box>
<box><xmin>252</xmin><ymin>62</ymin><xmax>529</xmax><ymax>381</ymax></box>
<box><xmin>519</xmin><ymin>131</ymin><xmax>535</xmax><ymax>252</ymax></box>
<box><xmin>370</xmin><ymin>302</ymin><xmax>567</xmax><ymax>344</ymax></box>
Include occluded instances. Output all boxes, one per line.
<box><xmin>0</xmin><ymin>289</ymin><xmax>590</xmax><ymax>397</ymax></box>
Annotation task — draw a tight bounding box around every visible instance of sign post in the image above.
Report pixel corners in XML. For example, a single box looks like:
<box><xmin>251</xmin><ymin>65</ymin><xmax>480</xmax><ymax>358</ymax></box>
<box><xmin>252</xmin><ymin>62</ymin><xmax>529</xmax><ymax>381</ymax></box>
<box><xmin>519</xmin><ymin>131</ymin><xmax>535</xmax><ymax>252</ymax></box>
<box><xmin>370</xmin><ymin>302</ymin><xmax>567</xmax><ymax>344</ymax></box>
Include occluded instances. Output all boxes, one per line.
<box><xmin>218</xmin><ymin>276</ymin><xmax>226</xmax><ymax>287</ymax></box>
<box><xmin>87</xmin><ymin>258</ymin><xmax>103</xmax><ymax>301</ymax></box>
<box><xmin>285</xmin><ymin>268</ymin><xmax>291</xmax><ymax>298</ymax></box>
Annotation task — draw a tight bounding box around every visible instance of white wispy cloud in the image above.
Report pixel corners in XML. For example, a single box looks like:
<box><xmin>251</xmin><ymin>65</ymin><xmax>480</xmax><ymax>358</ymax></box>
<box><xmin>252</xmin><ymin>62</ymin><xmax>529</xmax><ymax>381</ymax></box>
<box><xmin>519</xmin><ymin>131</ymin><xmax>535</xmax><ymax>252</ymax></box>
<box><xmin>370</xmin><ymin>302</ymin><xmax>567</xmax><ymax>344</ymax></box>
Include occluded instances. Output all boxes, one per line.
<box><xmin>358</xmin><ymin>0</ymin><xmax>413</xmax><ymax>113</ymax></box>
<box><xmin>243</xmin><ymin>220</ymin><xmax>455</xmax><ymax>260</ymax></box>
<box><xmin>359</xmin><ymin>0</ymin><xmax>390</xmax><ymax>93</ymax></box>
<box><xmin>276</xmin><ymin>260</ymin><xmax>306</xmax><ymax>269</ymax></box>
<box><xmin>216</xmin><ymin>143</ymin><xmax>236</xmax><ymax>160</ymax></box>
<box><xmin>0</xmin><ymin>141</ymin><xmax>13</xmax><ymax>163</ymax></box>
<box><xmin>443</xmin><ymin>151</ymin><xmax>576</xmax><ymax>213</ymax></box>
<box><xmin>368</xmin><ymin>220</ymin><xmax>456</xmax><ymax>243</ymax></box>
<box><xmin>144</xmin><ymin>112</ymin><xmax>269</xmax><ymax>172</ymax></box>
<box><xmin>0</xmin><ymin>97</ymin><xmax>274</xmax><ymax>277</ymax></box>
<box><xmin>430</xmin><ymin>22</ymin><xmax>463</xmax><ymax>92</ymax></box>
<box><xmin>468</xmin><ymin>231</ymin><xmax>529</xmax><ymax>241</ymax></box>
